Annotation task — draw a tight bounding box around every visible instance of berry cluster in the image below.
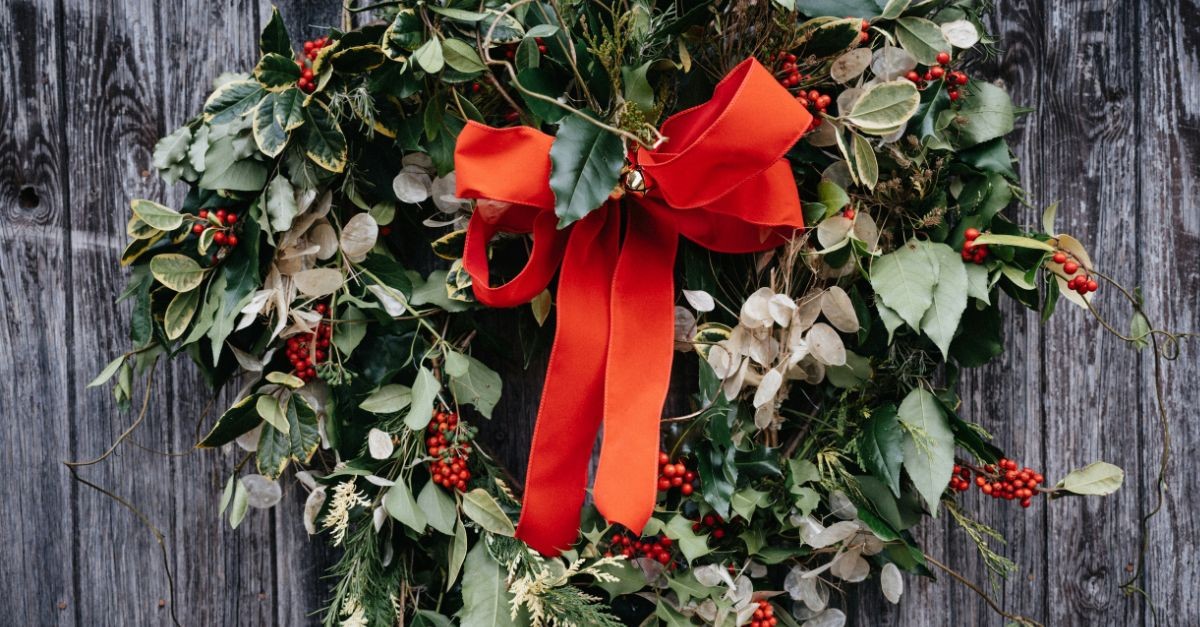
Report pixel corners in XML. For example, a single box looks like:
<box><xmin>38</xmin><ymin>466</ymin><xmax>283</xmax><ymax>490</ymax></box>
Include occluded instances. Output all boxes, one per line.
<box><xmin>795</xmin><ymin>89</ymin><xmax>831</xmax><ymax>132</ymax></box>
<box><xmin>951</xmin><ymin>459</ymin><xmax>1046</xmax><ymax>509</ymax></box>
<box><xmin>1051</xmin><ymin>250</ymin><xmax>1099</xmax><ymax>295</ymax></box>
<box><xmin>905</xmin><ymin>51</ymin><xmax>969</xmax><ymax>100</ymax></box>
<box><xmin>501</xmin><ymin>37</ymin><xmax>548</xmax><ymax>59</ymax></box>
<box><xmin>657</xmin><ymin>451</ymin><xmax>700</xmax><ymax>496</ymax></box>
<box><xmin>603</xmin><ymin>532</ymin><xmax>675</xmax><ymax>565</ymax></box>
<box><xmin>285</xmin><ymin>304</ymin><xmax>331</xmax><ymax>382</ymax></box>
<box><xmin>192</xmin><ymin>208</ymin><xmax>241</xmax><ymax>250</ymax></box>
<box><xmin>427</xmin><ymin>410</ymin><xmax>476</xmax><ymax>492</ymax></box>
<box><xmin>749</xmin><ymin>600</ymin><xmax>779</xmax><ymax>627</ymax></box>
<box><xmin>857</xmin><ymin>18</ymin><xmax>871</xmax><ymax>45</ymax></box>
<box><xmin>690</xmin><ymin>513</ymin><xmax>733</xmax><ymax>540</ymax></box>
<box><xmin>296</xmin><ymin>36</ymin><xmax>331</xmax><ymax>93</ymax></box>
<box><xmin>773</xmin><ymin>52</ymin><xmax>804</xmax><ymax>88</ymax></box>
<box><xmin>960</xmin><ymin>227</ymin><xmax>989</xmax><ymax>264</ymax></box>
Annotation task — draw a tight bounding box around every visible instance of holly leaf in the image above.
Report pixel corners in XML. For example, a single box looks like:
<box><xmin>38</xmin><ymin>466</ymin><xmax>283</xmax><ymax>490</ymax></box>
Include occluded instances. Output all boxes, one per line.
<box><xmin>548</xmin><ymin>114</ymin><xmax>624</xmax><ymax>228</ymax></box>
<box><xmin>252</xmin><ymin>92</ymin><xmax>290</xmax><ymax>157</ymax></box>
<box><xmin>164</xmin><ymin>287</ymin><xmax>200</xmax><ymax>340</ymax></box>
<box><xmin>857</xmin><ymin>405</ymin><xmax>904</xmax><ymax>497</ymax></box>
<box><xmin>130</xmin><ymin>199</ymin><xmax>184</xmax><ymax>231</ymax></box>
<box><xmin>897</xmin><ymin>388</ymin><xmax>954</xmax><ymax>513</ymax></box>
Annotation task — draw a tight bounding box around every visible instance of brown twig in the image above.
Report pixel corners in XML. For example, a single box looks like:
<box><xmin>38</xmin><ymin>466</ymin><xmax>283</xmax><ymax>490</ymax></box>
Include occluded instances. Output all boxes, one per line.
<box><xmin>925</xmin><ymin>553</ymin><xmax>1042</xmax><ymax>627</ymax></box>
<box><xmin>65</xmin><ymin>368</ymin><xmax>156</xmax><ymax>468</ymax></box>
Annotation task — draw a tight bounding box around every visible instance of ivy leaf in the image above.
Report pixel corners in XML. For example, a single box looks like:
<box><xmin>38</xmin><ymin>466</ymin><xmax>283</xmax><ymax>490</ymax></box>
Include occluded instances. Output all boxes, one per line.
<box><xmin>405</xmin><ymin>366</ymin><xmax>441</xmax><ymax>430</ymax></box>
<box><xmin>846</xmin><ymin>80</ymin><xmax>920</xmax><ymax>133</ymax></box>
<box><xmin>414</xmin><ymin>38</ymin><xmax>445</xmax><ymax>74</ymax></box>
<box><xmin>256</xmin><ymin>394</ymin><xmax>321</xmax><ymax>479</ymax></box>
<box><xmin>918</xmin><ymin>242</ymin><xmax>968</xmax><ymax>359</ymax></box>
<box><xmin>869</xmin><ymin>239</ymin><xmax>938</xmax><ymax>329</ymax></box>
<box><xmin>130</xmin><ymin>199</ymin><xmax>184</xmax><ymax>231</ymax></box>
<box><xmin>359</xmin><ymin>384</ymin><xmax>413</xmax><ymax>414</ymax></box>
<box><xmin>150</xmin><ymin>254</ymin><xmax>208</xmax><ymax>292</ymax></box>
<box><xmin>447</xmin><ymin>518</ymin><xmax>468</xmax><ymax>590</ymax></box>
<box><xmin>895</xmin><ymin>17</ymin><xmax>951</xmax><ymax>66</ymax></box>
<box><xmin>259</xmin><ymin>7</ymin><xmax>291</xmax><ymax>57</ymax></box>
<box><xmin>447</xmin><ymin>353</ymin><xmax>502</xmax><ymax>418</ymax></box>
<box><xmin>418</xmin><ymin>479</ymin><xmax>458</xmax><ymax>535</ymax></box>
<box><xmin>384</xmin><ymin>479</ymin><xmax>427</xmax><ymax>532</ymax></box>
<box><xmin>302</xmin><ymin>102</ymin><xmax>348</xmax><ymax>172</ymax></box>
<box><xmin>254</xmin><ymin>52</ymin><xmax>301</xmax><ymax>89</ymax></box>
<box><xmin>857</xmin><ymin>405</ymin><xmax>904</xmax><ymax>497</ymax></box>
<box><xmin>442</xmin><ymin>39</ymin><xmax>485</xmax><ymax>73</ymax></box>
<box><xmin>197</xmin><ymin>395</ymin><xmax>260</xmax><ymax>447</ymax></box>
<box><xmin>151</xmin><ymin>126</ymin><xmax>192</xmax><ymax>170</ymax></box>
<box><xmin>897</xmin><ymin>388</ymin><xmax>954</xmax><ymax>513</ymax></box>
<box><xmin>203</xmin><ymin>80</ymin><xmax>266</xmax><ymax>125</ymax></box>
<box><xmin>1056</xmin><ymin>461</ymin><xmax>1124</xmax><ymax>497</ymax></box>
<box><xmin>950</xmin><ymin>81</ymin><xmax>1015</xmax><ymax>149</ymax></box>
<box><xmin>548</xmin><ymin>114</ymin><xmax>625</xmax><ymax>228</ymax></box>
<box><xmin>461</xmin><ymin>489</ymin><xmax>516</xmax><ymax>536</ymax></box>
<box><xmin>164</xmin><ymin>287</ymin><xmax>200</xmax><ymax>340</ymax></box>
<box><xmin>458</xmin><ymin>542</ymin><xmax>524</xmax><ymax>626</ymax></box>
<box><xmin>264</xmin><ymin>175</ymin><xmax>298</xmax><ymax>232</ymax></box>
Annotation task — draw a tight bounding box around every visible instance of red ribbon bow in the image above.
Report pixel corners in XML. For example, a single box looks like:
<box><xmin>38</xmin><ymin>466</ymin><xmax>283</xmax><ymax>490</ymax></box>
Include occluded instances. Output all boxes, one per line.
<box><xmin>454</xmin><ymin>58</ymin><xmax>811</xmax><ymax>555</ymax></box>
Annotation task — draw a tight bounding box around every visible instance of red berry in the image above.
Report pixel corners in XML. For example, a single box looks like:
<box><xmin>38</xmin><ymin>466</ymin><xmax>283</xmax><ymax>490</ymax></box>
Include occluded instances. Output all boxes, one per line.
<box><xmin>1086</xmin><ymin>279</ymin><xmax>1099</xmax><ymax>292</ymax></box>
<box><xmin>681</xmin><ymin>484</ymin><xmax>694</xmax><ymax>496</ymax></box>
<box><xmin>226</xmin><ymin>234</ymin><xmax>238</xmax><ymax>247</ymax></box>
<box><xmin>225</xmin><ymin>213</ymin><xmax>237</xmax><ymax>225</ymax></box>
<box><xmin>192</xmin><ymin>224</ymin><xmax>204</xmax><ymax>234</ymax></box>
<box><xmin>1052</xmin><ymin>252</ymin><xmax>1068</xmax><ymax>264</ymax></box>
<box><xmin>658</xmin><ymin>478</ymin><xmax>671</xmax><ymax>491</ymax></box>
<box><xmin>956</xmin><ymin>72</ymin><xmax>969</xmax><ymax>85</ymax></box>
<box><xmin>213</xmin><ymin>232</ymin><xmax>227</xmax><ymax>245</ymax></box>
<box><xmin>1063</xmin><ymin>261</ymin><xmax>1079</xmax><ymax>275</ymax></box>
<box><xmin>663</xmin><ymin>464</ymin><xmax>677</xmax><ymax>477</ymax></box>
<box><xmin>936</xmin><ymin>52</ymin><xmax>951</xmax><ymax>65</ymax></box>
<box><xmin>930</xmin><ymin>66</ymin><xmax>945</xmax><ymax>79</ymax></box>
<box><xmin>906</xmin><ymin>70</ymin><xmax>921</xmax><ymax>83</ymax></box>
<box><xmin>198</xmin><ymin>209</ymin><xmax>209</xmax><ymax>219</ymax></box>
<box><xmin>964</xmin><ymin>227</ymin><xmax>981</xmax><ymax>240</ymax></box>
<box><xmin>948</xmin><ymin>89</ymin><xmax>960</xmax><ymax>101</ymax></box>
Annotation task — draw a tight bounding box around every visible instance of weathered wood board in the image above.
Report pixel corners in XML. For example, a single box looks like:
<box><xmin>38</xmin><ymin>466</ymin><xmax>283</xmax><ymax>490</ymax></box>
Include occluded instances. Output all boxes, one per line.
<box><xmin>0</xmin><ymin>0</ymin><xmax>1196</xmax><ymax>625</ymax></box>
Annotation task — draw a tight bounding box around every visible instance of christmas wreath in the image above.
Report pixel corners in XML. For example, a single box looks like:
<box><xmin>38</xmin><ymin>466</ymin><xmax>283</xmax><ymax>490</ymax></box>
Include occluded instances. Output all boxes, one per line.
<box><xmin>90</xmin><ymin>1</ymin><xmax>1174</xmax><ymax>625</ymax></box>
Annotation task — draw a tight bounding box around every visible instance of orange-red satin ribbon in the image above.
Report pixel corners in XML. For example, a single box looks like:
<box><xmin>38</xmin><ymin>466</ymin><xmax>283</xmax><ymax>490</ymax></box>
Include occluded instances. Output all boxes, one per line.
<box><xmin>454</xmin><ymin>58</ymin><xmax>811</xmax><ymax>556</ymax></box>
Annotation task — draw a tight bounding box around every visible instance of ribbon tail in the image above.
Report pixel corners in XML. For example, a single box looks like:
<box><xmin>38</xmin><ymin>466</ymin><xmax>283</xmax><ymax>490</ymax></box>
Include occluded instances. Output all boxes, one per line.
<box><xmin>515</xmin><ymin>205</ymin><xmax>620</xmax><ymax>555</ymax></box>
<box><xmin>592</xmin><ymin>208</ymin><xmax>679</xmax><ymax>533</ymax></box>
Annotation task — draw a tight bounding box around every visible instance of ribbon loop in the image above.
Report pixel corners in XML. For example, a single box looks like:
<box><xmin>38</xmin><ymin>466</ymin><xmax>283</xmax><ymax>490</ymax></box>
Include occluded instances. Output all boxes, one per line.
<box><xmin>454</xmin><ymin>57</ymin><xmax>810</xmax><ymax>556</ymax></box>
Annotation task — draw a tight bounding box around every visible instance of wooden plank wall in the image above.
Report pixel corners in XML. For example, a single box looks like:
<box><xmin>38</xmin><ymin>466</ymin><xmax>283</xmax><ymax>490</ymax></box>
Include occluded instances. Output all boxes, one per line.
<box><xmin>0</xmin><ymin>0</ymin><xmax>1195</xmax><ymax>625</ymax></box>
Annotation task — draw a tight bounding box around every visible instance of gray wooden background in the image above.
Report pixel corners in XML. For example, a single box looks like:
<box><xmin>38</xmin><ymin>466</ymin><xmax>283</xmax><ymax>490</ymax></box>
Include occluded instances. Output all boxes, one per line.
<box><xmin>2</xmin><ymin>0</ymin><xmax>1197</xmax><ymax>625</ymax></box>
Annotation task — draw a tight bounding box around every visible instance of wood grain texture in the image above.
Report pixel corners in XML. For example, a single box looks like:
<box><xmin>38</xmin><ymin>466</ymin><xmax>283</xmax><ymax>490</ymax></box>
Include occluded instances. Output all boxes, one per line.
<box><xmin>0</xmin><ymin>0</ymin><xmax>76</xmax><ymax>624</ymax></box>
<box><xmin>1</xmin><ymin>0</ymin><xmax>1196</xmax><ymax>625</ymax></box>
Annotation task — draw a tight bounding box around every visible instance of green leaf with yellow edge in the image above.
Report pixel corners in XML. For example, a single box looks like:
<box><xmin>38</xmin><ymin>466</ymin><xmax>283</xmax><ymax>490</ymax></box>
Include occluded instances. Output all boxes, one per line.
<box><xmin>197</xmin><ymin>395</ymin><xmax>261</xmax><ymax>447</ymax></box>
<box><xmin>120</xmin><ymin>233</ymin><xmax>164</xmax><ymax>266</ymax></box>
<box><xmin>846</xmin><ymin>80</ymin><xmax>920</xmax><ymax>133</ymax></box>
<box><xmin>254</xmin><ymin>52</ymin><xmax>301</xmax><ymax>89</ymax></box>
<box><xmin>255</xmin><ymin>394</ymin><xmax>289</xmax><ymax>434</ymax></box>
<box><xmin>851</xmin><ymin>132</ymin><xmax>878</xmax><ymax>188</ymax></box>
<box><xmin>164</xmin><ymin>287</ymin><xmax>200</xmax><ymax>340</ymax></box>
<box><xmin>150</xmin><ymin>254</ymin><xmax>208</xmax><ymax>292</ymax></box>
<box><xmin>431</xmin><ymin>229</ymin><xmax>466</xmax><ymax>260</ymax></box>
<box><xmin>265</xmin><ymin>371</ymin><xmax>306</xmax><ymax>388</ymax></box>
<box><xmin>131</xmin><ymin>199</ymin><xmax>184</xmax><ymax>231</ymax></box>
<box><xmin>302</xmin><ymin>102</ymin><xmax>348</xmax><ymax>172</ymax></box>
<box><xmin>255</xmin><ymin>394</ymin><xmax>320</xmax><ymax>479</ymax></box>
<box><xmin>203</xmin><ymin>80</ymin><xmax>266</xmax><ymax>125</ymax></box>
<box><xmin>461</xmin><ymin>489</ymin><xmax>515</xmax><ymax>536</ymax></box>
<box><xmin>259</xmin><ymin>7</ymin><xmax>291</xmax><ymax>57</ymax></box>
<box><xmin>971</xmin><ymin>233</ymin><xmax>1055</xmax><ymax>251</ymax></box>
<box><xmin>252</xmin><ymin>92</ymin><xmax>290</xmax><ymax>157</ymax></box>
